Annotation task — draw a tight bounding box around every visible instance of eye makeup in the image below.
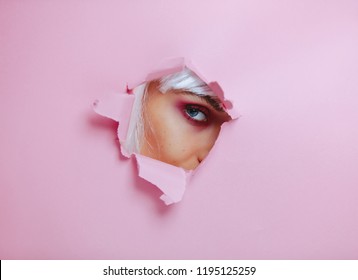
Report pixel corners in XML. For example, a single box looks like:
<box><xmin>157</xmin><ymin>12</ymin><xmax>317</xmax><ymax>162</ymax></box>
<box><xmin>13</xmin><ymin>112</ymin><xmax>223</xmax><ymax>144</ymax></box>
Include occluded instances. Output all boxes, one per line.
<box><xmin>175</xmin><ymin>101</ymin><xmax>211</xmax><ymax>126</ymax></box>
<box><xmin>173</xmin><ymin>91</ymin><xmax>230</xmax><ymax>127</ymax></box>
<box><xmin>184</xmin><ymin>104</ymin><xmax>209</xmax><ymax>123</ymax></box>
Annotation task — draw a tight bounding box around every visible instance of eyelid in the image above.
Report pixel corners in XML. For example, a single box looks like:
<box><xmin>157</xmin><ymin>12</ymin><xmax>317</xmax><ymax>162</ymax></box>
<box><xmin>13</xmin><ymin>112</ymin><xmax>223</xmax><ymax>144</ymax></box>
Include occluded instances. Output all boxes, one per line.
<box><xmin>176</xmin><ymin>91</ymin><xmax>224</xmax><ymax>112</ymax></box>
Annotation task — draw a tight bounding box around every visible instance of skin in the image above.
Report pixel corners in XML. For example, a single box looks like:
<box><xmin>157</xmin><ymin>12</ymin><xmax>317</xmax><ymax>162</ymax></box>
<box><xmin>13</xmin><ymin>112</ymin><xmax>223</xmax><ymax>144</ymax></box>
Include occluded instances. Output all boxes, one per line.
<box><xmin>140</xmin><ymin>81</ymin><xmax>231</xmax><ymax>170</ymax></box>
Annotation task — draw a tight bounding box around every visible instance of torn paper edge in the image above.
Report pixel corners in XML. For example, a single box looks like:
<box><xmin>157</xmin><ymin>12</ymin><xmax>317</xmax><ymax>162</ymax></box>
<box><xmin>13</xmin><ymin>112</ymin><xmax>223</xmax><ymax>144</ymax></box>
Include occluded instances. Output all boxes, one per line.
<box><xmin>93</xmin><ymin>57</ymin><xmax>239</xmax><ymax>205</ymax></box>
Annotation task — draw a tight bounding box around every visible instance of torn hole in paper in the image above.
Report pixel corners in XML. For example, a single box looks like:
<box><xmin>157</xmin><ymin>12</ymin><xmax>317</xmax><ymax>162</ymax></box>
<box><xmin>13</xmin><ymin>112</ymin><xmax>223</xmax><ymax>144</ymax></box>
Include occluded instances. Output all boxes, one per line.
<box><xmin>94</xmin><ymin>58</ymin><xmax>238</xmax><ymax>205</ymax></box>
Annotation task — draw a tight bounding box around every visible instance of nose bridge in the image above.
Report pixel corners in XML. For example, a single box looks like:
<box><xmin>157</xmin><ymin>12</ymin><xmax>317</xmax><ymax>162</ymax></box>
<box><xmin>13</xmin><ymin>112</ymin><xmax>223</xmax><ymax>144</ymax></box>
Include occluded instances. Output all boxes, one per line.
<box><xmin>197</xmin><ymin>146</ymin><xmax>211</xmax><ymax>163</ymax></box>
<box><xmin>196</xmin><ymin>132</ymin><xmax>218</xmax><ymax>162</ymax></box>
<box><xmin>197</xmin><ymin>121</ymin><xmax>225</xmax><ymax>161</ymax></box>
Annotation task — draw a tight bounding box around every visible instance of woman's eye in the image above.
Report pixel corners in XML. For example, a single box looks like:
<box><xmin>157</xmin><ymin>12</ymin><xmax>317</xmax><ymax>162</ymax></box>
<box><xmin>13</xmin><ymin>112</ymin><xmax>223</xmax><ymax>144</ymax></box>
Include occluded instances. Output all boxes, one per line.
<box><xmin>184</xmin><ymin>105</ymin><xmax>208</xmax><ymax>122</ymax></box>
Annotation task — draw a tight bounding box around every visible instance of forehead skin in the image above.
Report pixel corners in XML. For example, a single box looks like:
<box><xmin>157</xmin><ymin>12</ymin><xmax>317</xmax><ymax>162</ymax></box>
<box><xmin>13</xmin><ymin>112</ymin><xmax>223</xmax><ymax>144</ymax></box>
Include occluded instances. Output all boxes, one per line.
<box><xmin>140</xmin><ymin>81</ymin><xmax>230</xmax><ymax>170</ymax></box>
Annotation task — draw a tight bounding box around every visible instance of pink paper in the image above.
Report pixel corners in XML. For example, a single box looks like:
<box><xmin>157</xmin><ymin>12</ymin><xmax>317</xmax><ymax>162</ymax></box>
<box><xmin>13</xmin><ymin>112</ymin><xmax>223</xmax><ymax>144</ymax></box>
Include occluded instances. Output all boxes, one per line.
<box><xmin>93</xmin><ymin>93</ymin><xmax>135</xmax><ymax>141</ymax></box>
<box><xmin>135</xmin><ymin>154</ymin><xmax>189</xmax><ymax>205</ymax></box>
<box><xmin>1</xmin><ymin>0</ymin><xmax>358</xmax><ymax>259</ymax></box>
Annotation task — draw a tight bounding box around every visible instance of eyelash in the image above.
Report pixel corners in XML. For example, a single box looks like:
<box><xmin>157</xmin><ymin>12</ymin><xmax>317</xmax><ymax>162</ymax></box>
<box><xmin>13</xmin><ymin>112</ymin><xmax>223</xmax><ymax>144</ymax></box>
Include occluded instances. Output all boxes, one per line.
<box><xmin>183</xmin><ymin>104</ymin><xmax>209</xmax><ymax>124</ymax></box>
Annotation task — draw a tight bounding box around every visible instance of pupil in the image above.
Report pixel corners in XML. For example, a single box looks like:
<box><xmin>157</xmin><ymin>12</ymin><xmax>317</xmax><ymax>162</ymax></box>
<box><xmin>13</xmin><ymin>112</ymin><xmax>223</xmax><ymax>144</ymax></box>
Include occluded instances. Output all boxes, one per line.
<box><xmin>187</xmin><ymin>108</ymin><xmax>198</xmax><ymax>117</ymax></box>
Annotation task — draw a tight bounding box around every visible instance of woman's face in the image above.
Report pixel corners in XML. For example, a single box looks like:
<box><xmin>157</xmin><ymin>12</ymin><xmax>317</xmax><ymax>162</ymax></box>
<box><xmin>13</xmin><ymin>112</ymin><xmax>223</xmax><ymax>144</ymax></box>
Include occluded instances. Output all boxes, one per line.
<box><xmin>140</xmin><ymin>81</ymin><xmax>231</xmax><ymax>170</ymax></box>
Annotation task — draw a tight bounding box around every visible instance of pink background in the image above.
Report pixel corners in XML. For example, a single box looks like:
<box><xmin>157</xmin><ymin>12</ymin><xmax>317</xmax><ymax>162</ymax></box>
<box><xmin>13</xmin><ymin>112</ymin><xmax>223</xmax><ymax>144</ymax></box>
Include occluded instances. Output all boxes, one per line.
<box><xmin>1</xmin><ymin>0</ymin><xmax>358</xmax><ymax>259</ymax></box>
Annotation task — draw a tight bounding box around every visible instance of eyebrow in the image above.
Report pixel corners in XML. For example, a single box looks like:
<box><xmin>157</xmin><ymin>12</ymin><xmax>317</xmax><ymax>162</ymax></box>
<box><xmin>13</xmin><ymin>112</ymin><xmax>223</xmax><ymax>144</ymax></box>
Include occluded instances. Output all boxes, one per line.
<box><xmin>177</xmin><ymin>91</ymin><xmax>225</xmax><ymax>112</ymax></box>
